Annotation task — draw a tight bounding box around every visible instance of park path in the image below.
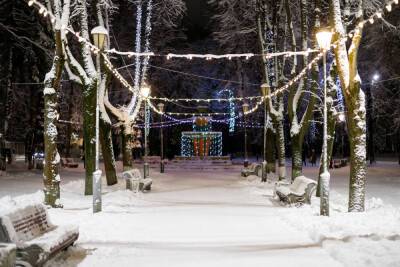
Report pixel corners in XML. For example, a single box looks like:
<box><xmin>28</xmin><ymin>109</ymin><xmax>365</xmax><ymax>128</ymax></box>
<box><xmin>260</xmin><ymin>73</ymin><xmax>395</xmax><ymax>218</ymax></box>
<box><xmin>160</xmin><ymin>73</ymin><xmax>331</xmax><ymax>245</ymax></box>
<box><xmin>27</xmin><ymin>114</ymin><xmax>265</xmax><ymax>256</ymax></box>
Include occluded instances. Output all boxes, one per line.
<box><xmin>47</xmin><ymin>169</ymin><xmax>342</xmax><ymax>267</ymax></box>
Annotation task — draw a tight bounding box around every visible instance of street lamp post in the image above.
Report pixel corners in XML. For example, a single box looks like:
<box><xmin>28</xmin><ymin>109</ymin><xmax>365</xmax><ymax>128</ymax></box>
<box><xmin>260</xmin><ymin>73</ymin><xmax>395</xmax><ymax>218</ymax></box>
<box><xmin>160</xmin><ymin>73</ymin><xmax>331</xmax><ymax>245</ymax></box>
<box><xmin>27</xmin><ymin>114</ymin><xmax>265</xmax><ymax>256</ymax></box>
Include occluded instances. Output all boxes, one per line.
<box><xmin>141</xmin><ymin>84</ymin><xmax>151</xmax><ymax>178</ymax></box>
<box><xmin>260</xmin><ymin>84</ymin><xmax>269</xmax><ymax>182</ymax></box>
<box><xmin>316</xmin><ymin>28</ymin><xmax>333</xmax><ymax>216</ymax></box>
<box><xmin>91</xmin><ymin>25</ymin><xmax>108</xmax><ymax>213</ymax></box>
<box><xmin>157</xmin><ymin>103</ymin><xmax>165</xmax><ymax>173</ymax></box>
<box><xmin>242</xmin><ymin>103</ymin><xmax>249</xmax><ymax>167</ymax></box>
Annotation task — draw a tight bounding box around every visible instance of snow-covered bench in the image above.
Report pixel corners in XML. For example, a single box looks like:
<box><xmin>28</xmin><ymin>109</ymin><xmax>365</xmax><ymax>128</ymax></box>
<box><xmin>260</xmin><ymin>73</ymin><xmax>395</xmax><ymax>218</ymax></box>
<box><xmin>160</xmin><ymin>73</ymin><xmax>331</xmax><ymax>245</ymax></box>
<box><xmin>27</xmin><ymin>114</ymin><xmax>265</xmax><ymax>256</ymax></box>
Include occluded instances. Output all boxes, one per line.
<box><xmin>61</xmin><ymin>158</ymin><xmax>79</xmax><ymax>168</ymax></box>
<box><xmin>333</xmin><ymin>158</ymin><xmax>348</xmax><ymax>168</ymax></box>
<box><xmin>0</xmin><ymin>243</ymin><xmax>16</xmax><ymax>267</ymax></box>
<box><xmin>241</xmin><ymin>163</ymin><xmax>261</xmax><ymax>177</ymax></box>
<box><xmin>274</xmin><ymin>176</ymin><xmax>317</xmax><ymax>205</ymax></box>
<box><xmin>122</xmin><ymin>169</ymin><xmax>152</xmax><ymax>192</ymax></box>
<box><xmin>0</xmin><ymin>204</ymin><xmax>79</xmax><ymax>267</ymax></box>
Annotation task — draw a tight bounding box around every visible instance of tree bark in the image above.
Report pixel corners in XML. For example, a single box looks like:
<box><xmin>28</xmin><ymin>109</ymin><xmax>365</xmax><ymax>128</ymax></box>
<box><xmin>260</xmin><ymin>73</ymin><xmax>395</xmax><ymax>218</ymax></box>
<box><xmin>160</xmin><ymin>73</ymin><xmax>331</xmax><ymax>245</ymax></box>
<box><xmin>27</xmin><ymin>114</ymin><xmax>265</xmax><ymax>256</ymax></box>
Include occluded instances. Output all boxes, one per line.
<box><xmin>121</xmin><ymin>122</ymin><xmax>133</xmax><ymax>171</ymax></box>
<box><xmin>266</xmin><ymin>127</ymin><xmax>275</xmax><ymax>173</ymax></box>
<box><xmin>43</xmin><ymin>29</ymin><xmax>63</xmax><ymax>207</ymax></box>
<box><xmin>274</xmin><ymin>115</ymin><xmax>286</xmax><ymax>180</ymax></box>
<box><xmin>83</xmin><ymin>82</ymin><xmax>97</xmax><ymax>195</ymax></box>
<box><xmin>330</xmin><ymin>0</ymin><xmax>367</xmax><ymax>212</ymax></box>
<box><xmin>100</xmin><ymin>117</ymin><xmax>117</xmax><ymax>185</ymax></box>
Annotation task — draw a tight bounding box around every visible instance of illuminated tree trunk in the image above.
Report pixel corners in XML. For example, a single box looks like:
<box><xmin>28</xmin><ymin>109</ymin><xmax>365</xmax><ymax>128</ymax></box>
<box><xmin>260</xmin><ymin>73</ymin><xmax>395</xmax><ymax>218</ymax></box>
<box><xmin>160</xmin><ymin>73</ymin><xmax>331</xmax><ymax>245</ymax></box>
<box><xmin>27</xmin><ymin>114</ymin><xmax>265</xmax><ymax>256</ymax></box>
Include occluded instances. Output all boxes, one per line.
<box><xmin>266</xmin><ymin>127</ymin><xmax>275</xmax><ymax>173</ymax></box>
<box><xmin>43</xmin><ymin>29</ymin><xmax>63</xmax><ymax>207</ymax></box>
<box><xmin>83</xmin><ymin>81</ymin><xmax>97</xmax><ymax>195</ymax></box>
<box><xmin>330</xmin><ymin>0</ymin><xmax>367</xmax><ymax>212</ymax></box>
<box><xmin>100</xmin><ymin>117</ymin><xmax>117</xmax><ymax>185</ymax></box>
<box><xmin>274</xmin><ymin>114</ymin><xmax>286</xmax><ymax>180</ymax></box>
<box><xmin>121</xmin><ymin>123</ymin><xmax>133</xmax><ymax>171</ymax></box>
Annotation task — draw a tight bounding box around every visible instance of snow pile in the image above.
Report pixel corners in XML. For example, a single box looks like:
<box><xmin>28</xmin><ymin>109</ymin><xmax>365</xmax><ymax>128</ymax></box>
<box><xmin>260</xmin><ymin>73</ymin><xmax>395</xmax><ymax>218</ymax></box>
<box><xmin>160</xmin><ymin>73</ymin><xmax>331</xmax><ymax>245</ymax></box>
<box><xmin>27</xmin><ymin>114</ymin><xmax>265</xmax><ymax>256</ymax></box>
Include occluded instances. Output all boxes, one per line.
<box><xmin>279</xmin><ymin>194</ymin><xmax>400</xmax><ymax>244</ymax></box>
<box><xmin>0</xmin><ymin>191</ymin><xmax>43</xmax><ymax>216</ymax></box>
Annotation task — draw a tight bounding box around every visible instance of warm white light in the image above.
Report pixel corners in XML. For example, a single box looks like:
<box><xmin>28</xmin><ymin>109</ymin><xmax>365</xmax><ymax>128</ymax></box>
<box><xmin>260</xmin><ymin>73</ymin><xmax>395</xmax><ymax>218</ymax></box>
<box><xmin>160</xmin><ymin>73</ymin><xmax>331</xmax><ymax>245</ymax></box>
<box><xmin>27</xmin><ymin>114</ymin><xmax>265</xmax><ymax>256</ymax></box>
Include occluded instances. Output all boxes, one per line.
<box><xmin>386</xmin><ymin>4</ymin><xmax>392</xmax><ymax>11</ymax></box>
<box><xmin>28</xmin><ymin>0</ymin><xmax>35</xmax><ymax>6</ymax></box>
<box><xmin>316</xmin><ymin>29</ymin><xmax>333</xmax><ymax>50</ymax></box>
<box><xmin>394</xmin><ymin>0</ymin><xmax>399</xmax><ymax>4</ymax></box>
<box><xmin>90</xmin><ymin>25</ymin><xmax>108</xmax><ymax>51</ymax></box>
<box><xmin>338</xmin><ymin>113</ymin><xmax>345</xmax><ymax>122</ymax></box>
<box><xmin>157</xmin><ymin>103</ymin><xmax>165</xmax><ymax>112</ymax></box>
<box><xmin>242</xmin><ymin>103</ymin><xmax>249</xmax><ymax>113</ymax></box>
<box><xmin>141</xmin><ymin>84</ymin><xmax>151</xmax><ymax>98</ymax></box>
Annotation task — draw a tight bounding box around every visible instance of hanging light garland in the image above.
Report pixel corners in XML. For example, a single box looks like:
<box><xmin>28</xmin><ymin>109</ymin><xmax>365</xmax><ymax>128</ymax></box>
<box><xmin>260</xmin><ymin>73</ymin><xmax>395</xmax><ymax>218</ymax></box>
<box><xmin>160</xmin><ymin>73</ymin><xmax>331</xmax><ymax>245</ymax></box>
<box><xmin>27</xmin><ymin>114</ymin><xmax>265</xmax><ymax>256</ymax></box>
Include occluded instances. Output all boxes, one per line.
<box><xmin>26</xmin><ymin>0</ymin><xmax>399</xmax><ymax>64</ymax></box>
<box><xmin>25</xmin><ymin>0</ymin><xmax>399</xmax><ymax>123</ymax></box>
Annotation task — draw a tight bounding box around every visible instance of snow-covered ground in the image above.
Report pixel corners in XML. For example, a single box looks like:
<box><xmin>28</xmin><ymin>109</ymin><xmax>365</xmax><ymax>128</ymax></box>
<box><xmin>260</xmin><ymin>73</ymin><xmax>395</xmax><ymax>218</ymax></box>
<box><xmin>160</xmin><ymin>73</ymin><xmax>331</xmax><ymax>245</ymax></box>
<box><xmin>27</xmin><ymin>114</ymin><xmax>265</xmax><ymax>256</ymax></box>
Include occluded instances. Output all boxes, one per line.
<box><xmin>0</xmin><ymin>161</ymin><xmax>399</xmax><ymax>266</ymax></box>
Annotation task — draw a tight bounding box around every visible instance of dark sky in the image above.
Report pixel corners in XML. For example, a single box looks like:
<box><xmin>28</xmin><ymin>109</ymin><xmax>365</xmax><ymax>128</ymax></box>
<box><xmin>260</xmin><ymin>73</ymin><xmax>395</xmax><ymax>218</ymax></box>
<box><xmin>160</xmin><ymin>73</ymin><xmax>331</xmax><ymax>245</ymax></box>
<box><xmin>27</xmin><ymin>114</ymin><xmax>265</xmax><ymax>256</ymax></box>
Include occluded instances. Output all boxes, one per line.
<box><xmin>184</xmin><ymin>0</ymin><xmax>211</xmax><ymax>41</ymax></box>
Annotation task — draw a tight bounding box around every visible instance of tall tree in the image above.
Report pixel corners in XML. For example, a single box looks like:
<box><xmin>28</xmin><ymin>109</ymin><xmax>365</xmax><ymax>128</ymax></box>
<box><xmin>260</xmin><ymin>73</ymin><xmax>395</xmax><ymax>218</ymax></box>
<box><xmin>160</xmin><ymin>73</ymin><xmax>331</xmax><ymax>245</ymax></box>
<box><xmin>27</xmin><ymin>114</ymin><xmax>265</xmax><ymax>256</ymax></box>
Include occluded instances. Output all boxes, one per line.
<box><xmin>330</xmin><ymin>0</ymin><xmax>367</xmax><ymax>211</ymax></box>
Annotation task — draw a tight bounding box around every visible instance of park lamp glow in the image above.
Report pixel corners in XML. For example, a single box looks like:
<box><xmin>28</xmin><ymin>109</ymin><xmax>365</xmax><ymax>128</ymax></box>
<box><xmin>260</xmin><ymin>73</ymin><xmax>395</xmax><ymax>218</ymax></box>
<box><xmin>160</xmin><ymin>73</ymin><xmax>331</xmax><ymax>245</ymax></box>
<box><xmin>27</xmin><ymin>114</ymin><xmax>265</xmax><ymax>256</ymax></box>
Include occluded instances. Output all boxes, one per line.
<box><xmin>316</xmin><ymin>28</ymin><xmax>333</xmax><ymax>51</ymax></box>
<box><xmin>91</xmin><ymin>26</ymin><xmax>108</xmax><ymax>52</ymax></box>
<box><xmin>242</xmin><ymin>103</ymin><xmax>249</xmax><ymax>114</ymax></box>
<box><xmin>157</xmin><ymin>102</ymin><xmax>165</xmax><ymax>113</ymax></box>
<box><xmin>338</xmin><ymin>113</ymin><xmax>346</xmax><ymax>122</ymax></box>
<box><xmin>373</xmin><ymin>73</ymin><xmax>380</xmax><ymax>82</ymax></box>
<box><xmin>140</xmin><ymin>83</ymin><xmax>151</xmax><ymax>98</ymax></box>
<box><xmin>260</xmin><ymin>83</ymin><xmax>270</xmax><ymax>98</ymax></box>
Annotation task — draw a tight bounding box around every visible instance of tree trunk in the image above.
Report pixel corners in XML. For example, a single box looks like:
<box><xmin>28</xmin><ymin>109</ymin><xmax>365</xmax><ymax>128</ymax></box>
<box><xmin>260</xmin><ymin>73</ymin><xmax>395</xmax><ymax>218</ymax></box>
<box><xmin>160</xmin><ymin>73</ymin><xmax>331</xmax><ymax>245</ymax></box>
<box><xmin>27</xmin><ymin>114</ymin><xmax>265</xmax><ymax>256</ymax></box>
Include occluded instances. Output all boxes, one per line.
<box><xmin>43</xmin><ymin>29</ymin><xmax>63</xmax><ymax>207</ymax></box>
<box><xmin>121</xmin><ymin>122</ymin><xmax>133</xmax><ymax>171</ymax></box>
<box><xmin>347</xmin><ymin>89</ymin><xmax>367</xmax><ymax>211</ymax></box>
<box><xmin>83</xmin><ymin>82</ymin><xmax>97</xmax><ymax>195</ymax></box>
<box><xmin>100</xmin><ymin>117</ymin><xmax>117</xmax><ymax>185</ymax></box>
<box><xmin>274</xmin><ymin>115</ymin><xmax>286</xmax><ymax>180</ymax></box>
<box><xmin>291</xmin><ymin>133</ymin><xmax>303</xmax><ymax>180</ymax></box>
<box><xmin>330</xmin><ymin>0</ymin><xmax>367</xmax><ymax>212</ymax></box>
<box><xmin>266</xmin><ymin>127</ymin><xmax>275</xmax><ymax>173</ymax></box>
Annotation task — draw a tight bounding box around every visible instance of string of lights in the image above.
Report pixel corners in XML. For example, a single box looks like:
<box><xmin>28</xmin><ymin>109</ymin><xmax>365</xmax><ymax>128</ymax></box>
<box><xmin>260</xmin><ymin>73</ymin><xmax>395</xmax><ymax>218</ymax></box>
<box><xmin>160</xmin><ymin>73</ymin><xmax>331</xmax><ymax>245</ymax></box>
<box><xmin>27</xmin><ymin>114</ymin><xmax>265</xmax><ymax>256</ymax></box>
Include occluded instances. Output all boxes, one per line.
<box><xmin>25</xmin><ymin>0</ymin><xmax>399</xmax><ymax>122</ymax></box>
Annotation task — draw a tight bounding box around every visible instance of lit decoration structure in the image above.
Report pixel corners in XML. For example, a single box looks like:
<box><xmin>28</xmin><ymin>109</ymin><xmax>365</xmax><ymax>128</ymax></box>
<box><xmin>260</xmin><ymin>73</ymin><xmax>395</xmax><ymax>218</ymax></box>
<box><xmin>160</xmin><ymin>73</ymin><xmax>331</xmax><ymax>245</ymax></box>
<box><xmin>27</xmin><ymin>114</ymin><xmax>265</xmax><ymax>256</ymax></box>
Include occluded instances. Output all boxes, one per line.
<box><xmin>181</xmin><ymin>117</ymin><xmax>222</xmax><ymax>158</ymax></box>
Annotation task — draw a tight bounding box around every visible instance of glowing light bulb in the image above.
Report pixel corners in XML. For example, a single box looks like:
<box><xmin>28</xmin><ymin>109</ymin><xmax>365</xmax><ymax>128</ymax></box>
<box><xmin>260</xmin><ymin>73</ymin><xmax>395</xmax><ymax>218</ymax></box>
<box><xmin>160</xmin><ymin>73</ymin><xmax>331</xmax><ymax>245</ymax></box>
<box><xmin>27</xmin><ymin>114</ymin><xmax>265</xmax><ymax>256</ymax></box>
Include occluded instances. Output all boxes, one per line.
<box><xmin>28</xmin><ymin>0</ymin><xmax>35</xmax><ymax>6</ymax></box>
<box><xmin>386</xmin><ymin>4</ymin><xmax>392</xmax><ymax>11</ymax></box>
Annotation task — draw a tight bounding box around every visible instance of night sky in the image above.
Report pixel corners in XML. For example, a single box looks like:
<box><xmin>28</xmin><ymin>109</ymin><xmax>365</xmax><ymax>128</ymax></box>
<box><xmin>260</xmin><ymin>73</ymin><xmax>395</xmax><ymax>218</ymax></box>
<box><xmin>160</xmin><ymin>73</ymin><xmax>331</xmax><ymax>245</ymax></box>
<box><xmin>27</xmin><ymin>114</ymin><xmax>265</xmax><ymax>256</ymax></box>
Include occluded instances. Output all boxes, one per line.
<box><xmin>184</xmin><ymin>0</ymin><xmax>211</xmax><ymax>41</ymax></box>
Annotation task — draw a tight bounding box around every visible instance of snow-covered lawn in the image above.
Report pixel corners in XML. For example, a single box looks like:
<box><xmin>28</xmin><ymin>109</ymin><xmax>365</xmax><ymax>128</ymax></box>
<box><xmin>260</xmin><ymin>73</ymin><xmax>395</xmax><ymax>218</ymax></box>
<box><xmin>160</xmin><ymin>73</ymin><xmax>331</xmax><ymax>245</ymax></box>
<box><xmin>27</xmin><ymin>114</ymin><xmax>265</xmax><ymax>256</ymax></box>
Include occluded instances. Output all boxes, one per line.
<box><xmin>0</xmin><ymin>161</ymin><xmax>399</xmax><ymax>266</ymax></box>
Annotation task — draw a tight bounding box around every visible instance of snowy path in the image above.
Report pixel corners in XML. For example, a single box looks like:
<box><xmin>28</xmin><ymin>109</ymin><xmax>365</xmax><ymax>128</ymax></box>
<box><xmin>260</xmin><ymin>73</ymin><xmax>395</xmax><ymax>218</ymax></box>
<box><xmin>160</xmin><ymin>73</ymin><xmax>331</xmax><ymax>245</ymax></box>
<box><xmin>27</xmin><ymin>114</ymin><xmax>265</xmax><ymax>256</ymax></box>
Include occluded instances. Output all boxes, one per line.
<box><xmin>45</xmin><ymin>169</ymin><xmax>342</xmax><ymax>267</ymax></box>
<box><xmin>1</xmin><ymin>162</ymin><xmax>400</xmax><ymax>266</ymax></box>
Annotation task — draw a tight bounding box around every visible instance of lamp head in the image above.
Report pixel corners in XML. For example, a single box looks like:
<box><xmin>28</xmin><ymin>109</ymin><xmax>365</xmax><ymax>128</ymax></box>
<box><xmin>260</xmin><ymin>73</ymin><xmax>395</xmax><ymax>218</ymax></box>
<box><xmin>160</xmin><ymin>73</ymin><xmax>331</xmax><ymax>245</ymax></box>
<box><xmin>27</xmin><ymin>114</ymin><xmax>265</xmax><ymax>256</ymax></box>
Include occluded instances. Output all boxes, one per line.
<box><xmin>242</xmin><ymin>103</ymin><xmax>249</xmax><ymax>113</ymax></box>
<box><xmin>372</xmin><ymin>73</ymin><xmax>380</xmax><ymax>81</ymax></box>
<box><xmin>157</xmin><ymin>102</ymin><xmax>165</xmax><ymax>112</ymax></box>
<box><xmin>316</xmin><ymin>28</ymin><xmax>333</xmax><ymax>50</ymax></box>
<box><xmin>91</xmin><ymin>26</ymin><xmax>108</xmax><ymax>50</ymax></box>
<box><xmin>260</xmin><ymin>83</ymin><xmax>270</xmax><ymax>96</ymax></box>
<box><xmin>140</xmin><ymin>83</ymin><xmax>151</xmax><ymax>98</ymax></box>
<box><xmin>338</xmin><ymin>113</ymin><xmax>346</xmax><ymax>122</ymax></box>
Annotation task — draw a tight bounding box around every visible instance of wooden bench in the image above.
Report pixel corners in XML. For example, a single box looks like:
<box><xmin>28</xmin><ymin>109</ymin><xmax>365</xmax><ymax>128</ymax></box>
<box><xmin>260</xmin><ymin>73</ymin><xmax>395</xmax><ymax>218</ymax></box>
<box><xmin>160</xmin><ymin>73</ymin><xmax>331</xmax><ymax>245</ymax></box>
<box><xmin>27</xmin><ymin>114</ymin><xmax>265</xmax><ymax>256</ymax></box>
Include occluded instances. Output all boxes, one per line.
<box><xmin>241</xmin><ymin>163</ymin><xmax>261</xmax><ymax>177</ymax></box>
<box><xmin>274</xmin><ymin>176</ymin><xmax>317</xmax><ymax>205</ymax></box>
<box><xmin>122</xmin><ymin>169</ymin><xmax>152</xmax><ymax>192</ymax></box>
<box><xmin>0</xmin><ymin>204</ymin><xmax>79</xmax><ymax>267</ymax></box>
<box><xmin>0</xmin><ymin>243</ymin><xmax>16</xmax><ymax>267</ymax></box>
<box><xmin>61</xmin><ymin>158</ymin><xmax>79</xmax><ymax>168</ymax></box>
<box><xmin>333</xmin><ymin>158</ymin><xmax>348</xmax><ymax>168</ymax></box>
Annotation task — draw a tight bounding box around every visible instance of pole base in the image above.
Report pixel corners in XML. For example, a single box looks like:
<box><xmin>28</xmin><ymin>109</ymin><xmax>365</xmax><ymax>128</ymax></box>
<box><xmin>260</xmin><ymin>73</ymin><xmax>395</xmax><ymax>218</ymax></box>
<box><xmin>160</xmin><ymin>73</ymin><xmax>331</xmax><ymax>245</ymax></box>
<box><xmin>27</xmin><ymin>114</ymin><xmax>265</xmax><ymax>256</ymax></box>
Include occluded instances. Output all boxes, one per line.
<box><xmin>93</xmin><ymin>169</ymin><xmax>102</xmax><ymax>213</ymax></box>
<box><xmin>261</xmin><ymin>161</ymin><xmax>267</xmax><ymax>182</ymax></box>
<box><xmin>160</xmin><ymin>162</ymin><xmax>165</xmax><ymax>173</ymax></box>
<box><xmin>144</xmin><ymin>163</ymin><xmax>149</xmax><ymax>178</ymax></box>
<box><xmin>244</xmin><ymin>160</ymin><xmax>249</xmax><ymax>168</ymax></box>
